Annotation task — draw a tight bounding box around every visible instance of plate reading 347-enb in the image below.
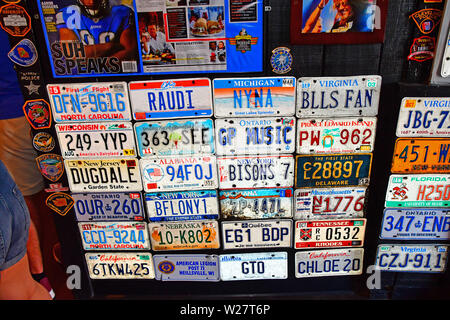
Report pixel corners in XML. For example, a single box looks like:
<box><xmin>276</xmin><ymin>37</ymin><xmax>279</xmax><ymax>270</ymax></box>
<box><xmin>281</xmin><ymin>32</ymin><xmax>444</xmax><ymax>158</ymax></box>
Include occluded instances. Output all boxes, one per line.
<box><xmin>85</xmin><ymin>253</ymin><xmax>155</xmax><ymax>279</ymax></box>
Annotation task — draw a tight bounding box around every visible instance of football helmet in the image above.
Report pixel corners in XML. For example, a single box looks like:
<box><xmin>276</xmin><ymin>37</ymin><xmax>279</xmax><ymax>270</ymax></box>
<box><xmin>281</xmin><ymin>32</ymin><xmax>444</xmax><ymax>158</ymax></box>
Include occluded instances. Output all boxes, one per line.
<box><xmin>76</xmin><ymin>0</ymin><xmax>110</xmax><ymax>19</ymax></box>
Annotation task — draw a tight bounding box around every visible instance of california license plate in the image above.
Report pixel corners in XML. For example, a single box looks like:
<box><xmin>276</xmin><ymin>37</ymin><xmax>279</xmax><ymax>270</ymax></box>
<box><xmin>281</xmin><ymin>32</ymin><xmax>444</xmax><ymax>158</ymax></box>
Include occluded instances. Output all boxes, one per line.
<box><xmin>47</xmin><ymin>82</ymin><xmax>131</xmax><ymax>122</ymax></box>
<box><xmin>214</xmin><ymin>117</ymin><xmax>296</xmax><ymax>155</ymax></box>
<box><xmin>296</xmin><ymin>75</ymin><xmax>381</xmax><ymax>118</ymax></box>
<box><xmin>153</xmin><ymin>254</ymin><xmax>220</xmax><ymax>281</ymax></box>
<box><xmin>85</xmin><ymin>253</ymin><xmax>155</xmax><ymax>279</ymax></box>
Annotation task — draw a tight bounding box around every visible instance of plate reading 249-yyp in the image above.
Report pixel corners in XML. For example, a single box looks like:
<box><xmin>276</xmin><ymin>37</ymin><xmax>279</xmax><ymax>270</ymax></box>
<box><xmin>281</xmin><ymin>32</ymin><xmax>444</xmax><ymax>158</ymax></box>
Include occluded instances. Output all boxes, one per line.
<box><xmin>153</xmin><ymin>254</ymin><xmax>220</xmax><ymax>281</ymax></box>
<box><xmin>85</xmin><ymin>253</ymin><xmax>155</xmax><ymax>279</ymax></box>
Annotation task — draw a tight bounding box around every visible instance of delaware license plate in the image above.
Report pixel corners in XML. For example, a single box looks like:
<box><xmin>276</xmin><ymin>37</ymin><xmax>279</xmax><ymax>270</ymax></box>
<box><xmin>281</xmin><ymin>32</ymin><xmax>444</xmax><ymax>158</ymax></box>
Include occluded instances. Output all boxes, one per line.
<box><xmin>219</xmin><ymin>188</ymin><xmax>293</xmax><ymax>220</ymax></box>
<box><xmin>153</xmin><ymin>254</ymin><xmax>219</xmax><ymax>281</ymax></box>
<box><xmin>128</xmin><ymin>78</ymin><xmax>213</xmax><ymax>120</ymax></box>
<box><xmin>85</xmin><ymin>253</ymin><xmax>155</xmax><ymax>279</ymax></box>
<box><xmin>215</xmin><ymin>117</ymin><xmax>296</xmax><ymax>155</ymax></box>
<box><xmin>296</xmin><ymin>117</ymin><xmax>377</xmax><ymax>154</ymax></box>
<box><xmin>47</xmin><ymin>82</ymin><xmax>131</xmax><ymax>122</ymax></box>
<box><xmin>213</xmin><ymin>77</ymin><xmax>296</xmax><ymax>117</ymax></box>
<box><xmin>296</xmin><ymin>75</ymin><xmax>381</xmax><ymax>118</ymax></box>
<box><xmin>221</xmin><ymin>219</ymin><xmax>292</xmax><ymax>249</ymax></box>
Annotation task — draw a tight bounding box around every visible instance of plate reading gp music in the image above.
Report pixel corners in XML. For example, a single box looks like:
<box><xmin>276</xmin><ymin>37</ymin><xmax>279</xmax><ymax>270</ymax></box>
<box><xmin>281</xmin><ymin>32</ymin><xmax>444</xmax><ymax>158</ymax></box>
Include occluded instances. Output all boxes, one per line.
<box><xmin>85</xmin><ymin>253</ymin><xmax>155</xmax><ymax>279</ymax></box>
<box><xmin>153</xmin><ymin>254</ymin><xmax>220</xmax><ymax>281</ymax></box>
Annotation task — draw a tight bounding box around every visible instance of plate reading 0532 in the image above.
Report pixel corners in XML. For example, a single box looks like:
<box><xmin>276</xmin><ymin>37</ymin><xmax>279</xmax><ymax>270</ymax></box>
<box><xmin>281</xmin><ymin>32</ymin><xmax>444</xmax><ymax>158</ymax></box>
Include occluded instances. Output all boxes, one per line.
<box><xmin>85</xmin><ymin>253</ymin><xmax>155</xmax><ymax>279</ymax></box>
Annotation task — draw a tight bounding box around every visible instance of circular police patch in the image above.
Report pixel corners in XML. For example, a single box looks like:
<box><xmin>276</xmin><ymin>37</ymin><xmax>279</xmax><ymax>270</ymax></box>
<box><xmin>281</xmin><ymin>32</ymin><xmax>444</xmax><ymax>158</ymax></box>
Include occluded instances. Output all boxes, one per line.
<box><xmin>270</xmin><ymin>47</ymin><xmax>293</xmax><ymax>74</ymax></box>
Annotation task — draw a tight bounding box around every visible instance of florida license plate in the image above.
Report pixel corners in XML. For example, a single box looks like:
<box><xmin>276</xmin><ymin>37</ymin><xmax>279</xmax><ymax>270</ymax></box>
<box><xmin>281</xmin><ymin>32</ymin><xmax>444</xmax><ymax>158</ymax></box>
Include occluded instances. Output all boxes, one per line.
<box><xmin>85</xmin><ymin>253</ymin><xmax>155</xmax><ymax>279</ymax></box>
<box><xmin>153</xmin><ymin>254</ymin><xmax>220</xmax><ymax>281</ymax></box>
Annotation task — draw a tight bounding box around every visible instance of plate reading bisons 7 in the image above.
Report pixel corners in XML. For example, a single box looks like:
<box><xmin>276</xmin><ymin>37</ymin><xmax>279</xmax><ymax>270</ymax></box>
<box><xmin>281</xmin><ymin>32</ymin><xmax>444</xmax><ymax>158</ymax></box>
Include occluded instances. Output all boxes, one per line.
<box><xmin>85</xmin><ymin>253</ymin><xmax>155</xmax><ymax>279</ymax></box>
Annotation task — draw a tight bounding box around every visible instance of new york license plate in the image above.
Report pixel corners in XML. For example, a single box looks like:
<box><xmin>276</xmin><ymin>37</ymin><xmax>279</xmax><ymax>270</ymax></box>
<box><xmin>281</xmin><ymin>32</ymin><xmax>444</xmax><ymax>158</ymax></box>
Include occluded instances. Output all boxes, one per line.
<box><xmin>85</xmin><ymin>253</ymin><xmax>155</xmax><ymax>279</ymax></box>
<box><xmin>153</xmin><ymin>254</ymin><xmax>220</xmax><ymax>281</ymax></box>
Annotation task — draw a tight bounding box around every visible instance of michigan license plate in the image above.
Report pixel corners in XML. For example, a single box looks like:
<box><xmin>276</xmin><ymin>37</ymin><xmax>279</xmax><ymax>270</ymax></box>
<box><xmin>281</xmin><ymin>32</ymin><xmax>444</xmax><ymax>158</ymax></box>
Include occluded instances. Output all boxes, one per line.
<box><xmin>85</xmin><ymin>253</ymin><xmax>155</xmax><ymax>279</ymax></box>
<box><xmin>153</xmin><ymin>254</ymin><xmax>220</xmax><ymax>281</ymax></box>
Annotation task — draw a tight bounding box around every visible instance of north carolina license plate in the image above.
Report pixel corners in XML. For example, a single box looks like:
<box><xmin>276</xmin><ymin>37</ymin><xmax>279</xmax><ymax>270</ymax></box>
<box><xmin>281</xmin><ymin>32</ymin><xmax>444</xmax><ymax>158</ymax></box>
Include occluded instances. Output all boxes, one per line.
<box><xmin>219</xmin><ymin>188</ymin><xmax>293</xmax><ymax>220</ymax></box>
<box><xmin>217</xmin><ymin>155</ymin><xmax>294</xmax><ymax>189</ymax></box>
<box><xmin>128</xmin><ymin>78</ymin><xmax>213</xmax><ymax>120</ymax></box>
<box><xmin>219</xmin><ymin>252</ymin><xmax>288</xmax><ymax>281</ymax></box>
<box><xmin>56</xmin><ymin>122</ymin><xmax>136</xmax><ymax>159</ymax></box>
<box><xmin>79</xmin><ymin>222</ymin><xmax>150</xmax><ymax>250</ymax></box>
<box><xmin>148</xmin><ymin>220</ymin><xmax>220</xmax><ymax>251</ymax></box>
<box><xmin>47</xmin><ymin>82</ymin><xmax>131</xmax><ymax>122</ymax></box>
<box><xmin>213</xmin><ymin>77</ymin><xmax>296</xmax><ymax>117</ymax></box>
<box><xmin>140</xmin><ymin>156</ymin><xmax>218</xmax><ymax>192</ymax></box>
<box><xmin>295</xmin><ymin>248</ymin><xmax>364</xmax><ymax>278</ymax></box>
<box><xmin>295</xmin><ymin>187</ymin><xmax>367</xmax><ymax>220</ymax></box>
<box><xmin>134</xmin><ymin>119</ymin><xmax>215</xmax><ymax>157</ymax></box>
<box><xmin>396</xmin><ymin>98</ymin><xmax>450</xmax><ymax>137</ymax></box>
<box><xmin>385</xmin><ymin>174</ymin><xmax>450</xmax><ymax>207</ymax></box>
<box><xmin>65</xmin><ymin>159</ymin><xmax>142</xmax><ymax>193</ymax></box>
<box><xmin>221</xmin><ymin>219</ymin><xmax>292</xmax><ymax>249</ymax></box>
<box><xmin>391</xmin><ymin>138</ymin><xmax>450</xmax><ymax>174</ymax></box>
<box><xmin>296</xmin><ymin>154</ymin><xmax>372</xmax><ymax>188</ymax></box>
<box><xmin>294</xmin><ymin>219</ymin><xmax>366</xmax><ymax>249</ymax></box>
<box><xmin>296</xmin><ymin>117</ymin><xmax>377</xmax><ymax>154</ymax></box>
<box><xmin>145</xmin><ymin>190</ymin><xmax>219</xmax><ymax>222</ymax></box>
<box><xmin>153</xmin><ymin>254</ymin><xmax>219</xmax><ymax>281</ymax></box>
<box><xmin>296</xmin><ymin>75</ymin><xmax>381</xmax><ymax>118</ymax></box>
<box><xmin>215</xmin><ymin>117</ymin><xmax>296</xmax><ymax>155</ymax></box>
<box><xmin>375</xmin><ymin>245</ymin><xmax>448</xmax><ymax>273</ymax></box>
<box><xmin>85</xmin><ymin>252</ymin><xmax>155</xmax><ymax>279</ymax></box>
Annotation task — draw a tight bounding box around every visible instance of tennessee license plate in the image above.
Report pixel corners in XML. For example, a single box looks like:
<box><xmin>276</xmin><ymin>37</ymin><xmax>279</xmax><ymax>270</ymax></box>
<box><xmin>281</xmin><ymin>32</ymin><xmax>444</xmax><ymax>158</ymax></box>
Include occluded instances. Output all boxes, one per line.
<box><xmin>55</xmin><ymin>122</ymin><xmax>136</xmax><ymax>159</ymax></box>
<box><xmin>295</xmin><ymin>187</ymin><xmax>367</xmax><ymax>220</ymax></box>
<box><xmin>391</xmin><ymin>138</ymin><xmax>450</xmax><ymax>173</ymax></box>
<box><xmin>47</xmin><ymin>82</ymin><xmax>131</xmax><ymax>122</ymax></box>
<box><xmin>85</xmin><ymin>253</ymin><xmax>155</xmax><ymax>279</ymax></box>
<box><xmin>221</xmin><ymin>219</ymin><xmax>292</xmax><ymax>250</ymax></box>
<box><xmin>217</xmin><ymin>155</ymin><xmax>294</xmax><ymax>189</ymax></box>
<box><xmin>140</xmin><ymin>156</ymin><xmax>218</xmax><ymax>192</ymax></box>
<box><xmin>153</xmin><ymin>254</ymin><xmax>220</xmax><ymax>281</ymax></box>
<box><xmin>296</xmin><ymin>154</ymin><xmax>372</xmax><ymax>188</ymax></box>
<box><xmin>134</xmin><ymin>119</ymin><xmax>214</xmax><ymax>157</ymax></box>
<box><xmin>65</xmin><ymin>159</ymin><xmax>142</xmax><ymax>193</ymax></box>
<box><xmin>396</xmin><ymin>98</ymin><xmax>450</xmax><ymax>137</ymax></box>
<box><xmin>128</xmin><ymin>78</ymin><xmax>213</xmax><ymax>120</ymax></box>
<box><xmin>148</xmin><ymin>220</ymin><xmax>220</xmax><ymax>251</ymax></box>
<box><xmin>294</xmin><ymin>219</ymin><xmax>366</xmax><ymax>249</ymax></box>
<box><xmin>214</xmin><ymin>117</ymin><xmax>296</xmax><ymax>155</ymax></box>
<box><xmin>296</xmin><ymin>117</ymin><xmax>377</xmax><ymax>154</ymax></box>
<box><xmin>213</xmin><ymin>77</ymin><xmax>296</xmax><ymax>117</ymax></box>
<box><xmin>385</xmin><ymin>174</ymin><xmax>450</xmax><ymax>207</ymax></box>
<box><xmin>296</xmin><ymin>75</ymin><xmax>381</xmax><ymax>118</ymax></box>
<box><xmin>219</xmin><ymin>188</ymin><xmax>293</xmax><ymax>220</ymax></box>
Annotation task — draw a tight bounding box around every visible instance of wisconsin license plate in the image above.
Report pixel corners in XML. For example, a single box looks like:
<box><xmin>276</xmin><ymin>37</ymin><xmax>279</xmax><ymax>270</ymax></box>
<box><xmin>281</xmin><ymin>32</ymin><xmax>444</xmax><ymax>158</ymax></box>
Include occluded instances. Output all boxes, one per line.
<box><xmin>153</xmin><ymin>254</ymin><xmax>219</xmax><ymax>281</ymax></box>
<box><xmin>85</xmin><ymin>253</ymin><xmax>155</xmax><ymax>279</ymax></box>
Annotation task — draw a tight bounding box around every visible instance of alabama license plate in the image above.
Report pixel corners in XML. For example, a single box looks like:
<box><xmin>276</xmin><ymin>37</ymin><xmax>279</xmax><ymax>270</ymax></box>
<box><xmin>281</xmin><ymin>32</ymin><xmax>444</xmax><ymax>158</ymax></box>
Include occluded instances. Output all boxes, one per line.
<box><xmin>153</xmin><ymin>254</ymin><xmax>220</xmax><ymax>281</ymax></box>
<box><xmin>47</xmin><ymin>82</ymin><xmax>131</xmax><ymax>122</ymax></box>
<box><xmin>296</xmin><ymin>75</ymin><xmax>381</xmax><ymax>118</ymax></box>
<box><xmin>213</xmin><ymin>77</ymin><xmax>296</xmax><ymax>117</ymax></box>
<box><xmin>215</xmin><ymin>117</ymin><xmax>296</xmax><ymax>155</ymax></box>
<box><xmin>128</xmin><ymin>78</ymin><xmax>213</xmax><ymax>120</ymax></box>
<box><xmin>221</xmin><ymin>219</ymin><xmax>292</xmax><ymax>250</ymax></box>
<box><xmin>85</xmin><ymin>253</ymin><xmax>155</xmax><ymax>279</ymax></box>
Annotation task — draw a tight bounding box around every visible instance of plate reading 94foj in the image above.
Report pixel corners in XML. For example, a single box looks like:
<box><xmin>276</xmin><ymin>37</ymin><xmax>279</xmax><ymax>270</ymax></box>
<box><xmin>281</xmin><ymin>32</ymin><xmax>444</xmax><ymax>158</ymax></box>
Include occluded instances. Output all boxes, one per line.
<box><xmin>153</xmin><ymin>254</ymin><xmax>220</xmax><ymax>281</ymax></box>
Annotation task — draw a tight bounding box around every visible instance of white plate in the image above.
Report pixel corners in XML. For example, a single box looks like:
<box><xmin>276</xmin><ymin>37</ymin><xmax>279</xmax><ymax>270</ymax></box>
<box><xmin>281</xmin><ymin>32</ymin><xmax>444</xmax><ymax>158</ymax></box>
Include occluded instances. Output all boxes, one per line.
<box><xmin>153</xmin><ymin>254</ymin><xmax>220</xmax><ymax>281</ymax></box>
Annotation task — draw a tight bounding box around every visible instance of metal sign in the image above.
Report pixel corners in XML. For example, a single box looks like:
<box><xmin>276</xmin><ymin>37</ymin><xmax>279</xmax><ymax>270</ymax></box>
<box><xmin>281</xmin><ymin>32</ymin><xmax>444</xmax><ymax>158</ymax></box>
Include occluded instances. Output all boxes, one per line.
<box><xmin>85</xmin><ymin>253</ymin><xmax>155</xmax><ymax>279</ymax></box>
<box><xmin>441</xmin><ymin>28</ymin><xmax>450</xmax><ymax>77</ymax></box>
<box><xmin>153</xmin><ymin>254</ymin><xmax>220</xmax><ymax>281</ymax></box>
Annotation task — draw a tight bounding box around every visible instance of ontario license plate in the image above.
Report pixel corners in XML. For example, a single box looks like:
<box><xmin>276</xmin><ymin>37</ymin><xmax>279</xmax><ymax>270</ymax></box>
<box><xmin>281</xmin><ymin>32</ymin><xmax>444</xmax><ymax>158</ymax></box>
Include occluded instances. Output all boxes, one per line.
<box><xmin>85</xmin><ymin>253</ymin><xmax>155</xmax><ymax>279</ymax></box>
<box><xmin>295</xmin><ymin>187</ymin><xmax>367</xmax><ymax>220</ymax></box>
<box><xmin>215</xmin><ymin>117</ymin><xmax>296</xmax><ymax>155</ymax></box>
<box><xmin>296</xmin><ymin>117</ymin><xmax>377</xmax><ymax>154</ymax></box>
<box><xmin>217</xmin><ymin>155</ymin><xmax>294</xmax><ymax>189</ymax></box>
<box><xmin>213</xmin><ymin>77</ymin><xmax>296</xmax><ymax>117</ymax></box>
<box><xmin>47</xmin><ymin>82</ymin><xmax>131</xmax><ymax>122</ymax></box>
<box><xmin>128</xmin><ymin>78</ymin><xmax>213</xmax><ymax>120</ymax></box>
<box><xmin>221</xmin><ymin>219</ymin><xmax>292</xmax><ymax>250</ymax></box>
<box><xmin>296</xmin><ymin>75</ymin><xmax>381</xmax><ymax>118</ymax></box>
<box><xmin>153</xmin><ymin>254</ymin><xmax>220</xmax><ymax>281</ymax></box>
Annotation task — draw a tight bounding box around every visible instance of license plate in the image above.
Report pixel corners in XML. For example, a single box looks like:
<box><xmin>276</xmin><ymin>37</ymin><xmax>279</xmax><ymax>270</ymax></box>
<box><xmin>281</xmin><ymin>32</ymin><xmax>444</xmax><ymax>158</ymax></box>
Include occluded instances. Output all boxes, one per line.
<box><xmin>219</xmin><ymin>252</ymin><xmax>288</xmax><ymax>281</ymax></box>
<box><xmin>215</xmin><ymin>117</ymin><xmax>296</xmax><ymax>155</ymax></box>
<box><xmin>79</xmin><ymin>222</ymin><xmax>150</xmax><ymax>250</ymax></box>
<box><xmin>295</xmin><ymin>248</ymin><xmax>364</xmax><ymax>278</ymax></box>
<box><xmin>217</xmin><ymin>155</ymin><xmax>294</xmax><ymax>189</ymax></box>
<box><xmin>385</xmin><ymin>174</ymin><xmax>450</xmax><ymax>207</ymax></box>
<box><xmin>134</xmin><ymin>119</ymin><xmax>214</xmax><ymax>157</ymax></box>
<box><xmin>65</xmin><ymin>159</ymin><xmax>142</xmax><ymax>193</ymax></box>
<box><xmin>47</xmin><ymin>82</ymin><xmax>131</xmax><ymax>122</ymax></box>
<box><xmin>148</xmin><ymin>220</ymin><xmax>220</xmax><ymax>251</ymax></box>
<box><xmin>221</xmin><ymin>219</ymin><xmax>292</xmax><ymax>249</ymax></box>
<box><xmin>213</xmin><ymin>77</ymin><xmax>296</xmax><ymax>117</ymax></box>
<box><xmin>140</xmin><ymin>156</ymin><xmax>218</xmax><ymax>192</ymax></box>
<box><xmin>219</xmin><ymin>188</ymin><xmax>293</xmax><ymax>220</ymax></box>
<box><xmin>85</xmin><ymin>253</ymin><xmax>155</xmax><ymax>279</ymax></box>
<box><xmin>145</xmin><ymin>190</ymin><xmax>219</xmax><ymax>222</ymax></box>
<box><xmin>55</xmin><ymin>122</ymin><xmax>136</xmax><ymax>159</ymax></box>
<box><xmin>153</xmin><ymin>254</ymin><xmax>219</xmax><ymax>281</ymax></box>
<box><xmin>294</xmin><ymin>219</ymin><xmax>366</xmax><ymax>249</ymax></box>
<box><xmin>296</xmin><ymin>117</ymin><xmax>377</xmax><ymax>154</ymax></box>
<box><xmin>296</xmin><ymin>154</ymin><xmax>372</xmax><ymax>188</ymax></box>
<box><xmin>375</xmin><ymin>245</ymin><xmax>448</xmax><ymax>273</ymax></box>
<box><xmin>295</xmin><ymin>187</ymin><xmax>367</xmax><ymax>220</ymax></box>
<box><xmin>396</xmin><ymin>98</ymin><xmax>450</xmax><ymax>137</ymax></box>
<box><xmin>296</xmin><ymin>75</ymin><xmax>381</xmax><ymax>118</ymax></box>
<box><xmin>128</xmin><ymin>78</ymin><xmax>213</xmax><ymax>120</ymax></box>
<box><xmin>391</xmin><ymin>138</ymin><xmax>450</xmax><ymax>174</ymax></box>
<box><xmin>73</xmin><ymin>192</ymin><xmax>145</xmax><ymax>222</ymax></box>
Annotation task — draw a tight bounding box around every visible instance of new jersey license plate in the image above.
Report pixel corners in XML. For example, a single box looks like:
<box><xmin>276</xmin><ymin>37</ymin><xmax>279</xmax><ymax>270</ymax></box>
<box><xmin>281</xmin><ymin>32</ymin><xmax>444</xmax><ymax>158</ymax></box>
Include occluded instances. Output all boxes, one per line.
<box><xmin>153</xmin><ymin>254</ymin><xmax>220</xmax><ymax>281</ymax></box>
<box><xmin>85</xmin><ymin>253</ymin><xmax>155</xmax><ymax>279</ymax></box>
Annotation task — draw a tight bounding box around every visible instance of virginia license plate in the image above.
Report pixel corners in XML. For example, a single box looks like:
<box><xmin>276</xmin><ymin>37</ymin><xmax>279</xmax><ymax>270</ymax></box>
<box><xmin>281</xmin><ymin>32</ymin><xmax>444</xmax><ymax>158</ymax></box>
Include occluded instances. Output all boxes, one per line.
<box><xmin>153</xmin><ymin>254</ymin><xmax>220</xmax><ymax>281</ymax></box>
